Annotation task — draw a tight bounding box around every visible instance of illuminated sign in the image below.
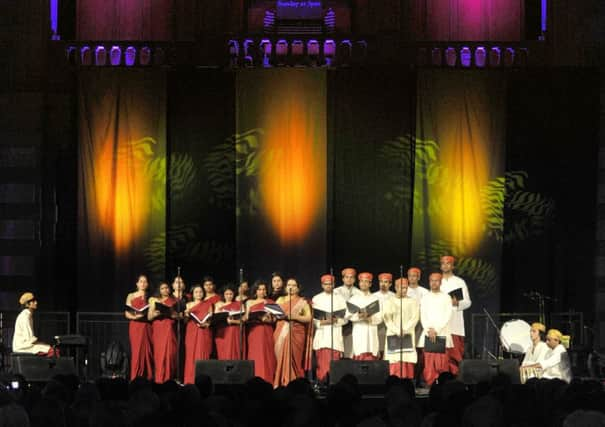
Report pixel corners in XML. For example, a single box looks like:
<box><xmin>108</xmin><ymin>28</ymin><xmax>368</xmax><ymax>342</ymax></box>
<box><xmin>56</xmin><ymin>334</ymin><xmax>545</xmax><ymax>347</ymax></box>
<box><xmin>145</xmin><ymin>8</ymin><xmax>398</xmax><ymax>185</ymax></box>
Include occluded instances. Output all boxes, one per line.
<box><xmin>276</xmin><ymin>0</ymin><xmax>323</xmax><ymax>20</ymax></box>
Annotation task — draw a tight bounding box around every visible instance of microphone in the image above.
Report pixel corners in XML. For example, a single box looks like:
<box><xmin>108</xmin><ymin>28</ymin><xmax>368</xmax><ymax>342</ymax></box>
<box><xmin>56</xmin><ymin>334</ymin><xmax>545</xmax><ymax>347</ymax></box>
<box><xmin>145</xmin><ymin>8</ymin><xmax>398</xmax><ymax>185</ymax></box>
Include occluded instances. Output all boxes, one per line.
<box><xmin>239</xmin><ymin>267</ymin><xmax>244</xmax><ymax>284</ymax></box>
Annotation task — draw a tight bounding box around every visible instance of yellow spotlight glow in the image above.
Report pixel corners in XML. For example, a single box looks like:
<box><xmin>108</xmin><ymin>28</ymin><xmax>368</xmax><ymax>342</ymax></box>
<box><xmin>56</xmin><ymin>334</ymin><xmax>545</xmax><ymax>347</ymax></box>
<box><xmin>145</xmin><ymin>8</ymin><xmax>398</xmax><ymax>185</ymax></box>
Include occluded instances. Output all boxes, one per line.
<box><xmin>257</xmin><ymin>71</ymin><xmax>326</xmax><ymax>244</ymax></box>
<box><xmin>435</xmin><ymin>123</ymin><xmax>489</xmax><ymax>250</ymax></box>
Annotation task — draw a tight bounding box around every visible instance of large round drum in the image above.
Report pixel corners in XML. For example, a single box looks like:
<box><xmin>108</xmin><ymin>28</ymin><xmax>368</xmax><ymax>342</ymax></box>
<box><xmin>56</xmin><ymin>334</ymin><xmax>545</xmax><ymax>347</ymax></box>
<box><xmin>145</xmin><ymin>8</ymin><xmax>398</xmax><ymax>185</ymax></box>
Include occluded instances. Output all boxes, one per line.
<box><xmin>500</xmin><ymin>319</ymin><xmax>532</xmax><ymax>354</ymax></box>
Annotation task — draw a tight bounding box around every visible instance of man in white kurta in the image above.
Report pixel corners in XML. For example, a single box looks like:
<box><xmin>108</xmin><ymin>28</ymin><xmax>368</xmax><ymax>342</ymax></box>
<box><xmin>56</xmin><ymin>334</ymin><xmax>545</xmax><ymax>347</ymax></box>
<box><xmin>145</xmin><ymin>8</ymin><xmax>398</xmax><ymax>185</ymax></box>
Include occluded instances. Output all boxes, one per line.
<box><xmin>334</xmin><ymin>267</ymin><xmax>363</xmax><ymax>358</ymax></box>
<box><xmin>407</xmin><ymin>267</ymin><xmax>430</xmax><ymax>385</ymax></box>
<box><xmin>346</xmin><ymin>272</ymin><xmax>383</xmax><ymax>360</ymax></box>
<box><xmin>419</xmin><ymin>273</ymin><xmax>453</xmax><ymax>386</ymax></box>
<box><xmin>521</xmin><ymin>322</ymin><xmax>549</xmax><ymax>366</ymax></box>
<box><xmin>373</xmin><ymin>272</ymin><xmax>395</xmax><ymax>359</ymax></box>
<box><xmin>383</xmin><ymin>277</ymin><xmax>419</xmax><ymax>378</ymax></box>
<box><xmin>406</xmin><ymin>267</ymin><xmax>429</xmax><ymax>303</ymax></box>
<box><xmin>12</xmin><ymin>292</ymin><xmax>51</xmax><ymax>354</ymax></box>
<box><xmin>519</xmin><ymin>322</ymin><xmax>549</xmax><ymax>383</ymax></box>
<box><xmin>528</xmin><ymin>329</ymin><xmax>572</xmax><ymax>383</ymax></box>
<box><xmin>312</xmin><ymin>274</ymin><xmax>348</xmax><ymax>382</ymax></box>
<box><xmin>439</xmin><ymin>255</ymin><xmax>471</xmax><ymax>375</ymax></box>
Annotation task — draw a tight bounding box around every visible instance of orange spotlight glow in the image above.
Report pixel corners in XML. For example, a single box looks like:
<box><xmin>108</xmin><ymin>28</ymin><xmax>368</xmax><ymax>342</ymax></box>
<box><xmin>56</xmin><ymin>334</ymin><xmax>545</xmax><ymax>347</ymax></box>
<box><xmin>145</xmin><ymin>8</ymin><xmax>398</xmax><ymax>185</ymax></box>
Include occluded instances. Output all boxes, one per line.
<box><xmin>94</xmin><ymin>137</ymin><xmax>154</xmax><ymax>252</ymax></box>
<box><xmin>257</xmin><ymin>71</ymin><xmax>326</xmax><ymax>244</ymax></box>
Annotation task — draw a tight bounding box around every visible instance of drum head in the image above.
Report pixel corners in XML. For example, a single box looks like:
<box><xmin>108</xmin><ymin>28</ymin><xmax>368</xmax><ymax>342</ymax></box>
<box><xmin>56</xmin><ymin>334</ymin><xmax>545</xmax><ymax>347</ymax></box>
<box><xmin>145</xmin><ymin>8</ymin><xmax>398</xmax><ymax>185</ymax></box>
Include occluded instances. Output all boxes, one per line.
<box><xmin>500</xmin><ymin>319</ymin><xmax>532</xmax><ymax>354</ymax></box>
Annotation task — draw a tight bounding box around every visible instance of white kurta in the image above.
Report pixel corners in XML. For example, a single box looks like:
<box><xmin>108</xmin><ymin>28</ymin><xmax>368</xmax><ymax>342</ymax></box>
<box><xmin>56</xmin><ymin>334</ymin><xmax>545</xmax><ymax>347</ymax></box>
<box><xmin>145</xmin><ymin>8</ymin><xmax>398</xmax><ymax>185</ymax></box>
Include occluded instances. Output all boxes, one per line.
<box><xmin>373</xmin><ymin>290</ymin><xmax>395</xmax><ymax>355</ymax></box>
<box><xmin>521</xmin><ymin>341</ymin><xmax>549</xmax><ymax>366</ymax></box>
<box><xmin>12</xmin><ymin>309</ymin><xmax>51</xmax><ymax>354</ymax></box>
<box><xmin>540</xmin><ymin>344</ymin><xmax>572</xmax><ymax>383</ymax></box>
<box><xmin>383</xmin><ymin>296</ymin><xmax>419</xmax><ymax>363</ymax></box>
<box><xmin>334</xmin><ymin>284</ymin><xmax>363</xmax><ymax>358</ymax></box>
<box><xmin>346</xmin><ymin>293</ymin><xmax>383</xmax><ymax>357</ymax></box>
<box><xmin>406</xmin><ymin>285</ymin><xmax>429</xmax><ymax>303</ymax></box>
<box><xmin>334</xmin><ymin>285</ymin><xmax>363</xmax><ymax>301</ymax></box>
<box><xmin>440</xmin><ymin>274</ymin><xmax>471</xmax><ymax>336</ymax></box>
<box><xmin>407</xmin><ymin>285</ymin><xmax>429</xmax><ymax>345</ymax></box>
<box><xmin>418</xmin><ymin>291</ymin><xmax>453</xmax><ymax>348</ymax></box>
<box><xmin>312</xmin><ymin>291</ymin><xmax>348</xmax><ymax>352</ymax></box>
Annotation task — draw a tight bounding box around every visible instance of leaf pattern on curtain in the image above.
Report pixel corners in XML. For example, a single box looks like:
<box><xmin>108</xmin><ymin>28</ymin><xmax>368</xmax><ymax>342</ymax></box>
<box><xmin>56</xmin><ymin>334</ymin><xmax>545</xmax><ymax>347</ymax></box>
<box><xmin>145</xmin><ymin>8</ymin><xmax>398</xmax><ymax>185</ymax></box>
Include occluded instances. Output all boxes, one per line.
<box><xmin>482</xmin><ymin>171</ymin><xmax>556</xmax><ymax>243</ymax></box>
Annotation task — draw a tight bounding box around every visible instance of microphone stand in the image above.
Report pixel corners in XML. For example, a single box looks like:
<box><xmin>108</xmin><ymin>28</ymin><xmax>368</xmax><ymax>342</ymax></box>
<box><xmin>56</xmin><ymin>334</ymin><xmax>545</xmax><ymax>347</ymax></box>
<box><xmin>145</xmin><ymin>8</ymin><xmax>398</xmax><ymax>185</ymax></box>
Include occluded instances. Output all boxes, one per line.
<box><xmin>399</xmin><ymin>265</ymin><xmax>404</xmax><ymax>378</ymax></box>
<box><xmin>330</xmin><ymin>267</ymin><xmax>334</xmax><ymax>369</ymax></box>
<box><xmin>288</xmin><ymin>286</ymin><xmax>293</xmax><ymax>383</ymax></box>
<box><xmin>482</xmin><ymin>307</ymin><xmax>502</xmax><ymax>360</ymax></box>
<box><xmin>0</xmin><ymin>312</ymin><xmax>4</xmax><ymax>371</ymax></box>
<box><xmin>239</xmin><ymin>268</ymin><xmax>245</xmax><ymax>360</ymax></box>
<box><xmin>175</xmin><ymin>266</ymin><xmax>183</xmax><ymax>382</ymax></box>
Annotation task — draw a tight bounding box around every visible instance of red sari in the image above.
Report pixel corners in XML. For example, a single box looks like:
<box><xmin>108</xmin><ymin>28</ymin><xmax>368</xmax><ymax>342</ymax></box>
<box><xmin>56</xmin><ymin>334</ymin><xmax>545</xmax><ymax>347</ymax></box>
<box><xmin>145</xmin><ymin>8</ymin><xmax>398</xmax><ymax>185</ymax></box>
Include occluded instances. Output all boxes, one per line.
<box><xmin>151</xmin><ymin>296</ymin><xmax>177</xmax><ymax>383</ymax></box>
<box><xmin>184</xmin><ymin>295</ymin><xmax>220</xmax><ymax>384</ymax></box>
<box><xmin>128</xmin><ymin>295</ymin><xmax>153</xmax><ymax>380</ymax></box>
<box><xmin>214</xmin><ymin>301</ymin><xmax>243</xmax><ymax>360</ymax></box>
<box><xmin>246</xmin><ymin>301</ymin><xmax>276</xmax><ymax>384</ymax></box>
<box><xmin>273</xmin><ymin>296</ymin><xmax>313</xmax><ymax>388</ymax></box>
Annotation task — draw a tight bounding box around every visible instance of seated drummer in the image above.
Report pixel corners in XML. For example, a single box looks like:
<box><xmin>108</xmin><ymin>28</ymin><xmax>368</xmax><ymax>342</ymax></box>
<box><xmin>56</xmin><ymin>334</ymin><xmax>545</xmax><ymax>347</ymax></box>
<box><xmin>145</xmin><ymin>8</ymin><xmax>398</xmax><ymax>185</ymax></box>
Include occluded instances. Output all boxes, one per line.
<box><xmin>521</xmin><ymin>322</ymin><xmax>548</xmax><ymax>367</ymax></box>
<box><xmin>12</xmin><ymin>292</ymin><xmax>56</xmax><ymax>356</ymax></box>
<box><xmin>524</xmin><ymin>329</ymin><xmax>572</xmax><ymax>383</ymax></box>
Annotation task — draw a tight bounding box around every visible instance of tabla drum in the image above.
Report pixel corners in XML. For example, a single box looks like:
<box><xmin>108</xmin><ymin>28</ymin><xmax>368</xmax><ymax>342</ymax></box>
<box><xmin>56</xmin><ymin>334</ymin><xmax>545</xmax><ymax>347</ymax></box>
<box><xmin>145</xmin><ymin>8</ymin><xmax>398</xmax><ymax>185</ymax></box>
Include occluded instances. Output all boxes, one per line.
<box><xmin>500</xmin><ymin>319</ymin><xmax>532</xmax><ymax>354</ymax></box>
<box><xmin>520</xmin><ymin>366</ymin><xmax>543</xmax><ymax>384</ymax></box>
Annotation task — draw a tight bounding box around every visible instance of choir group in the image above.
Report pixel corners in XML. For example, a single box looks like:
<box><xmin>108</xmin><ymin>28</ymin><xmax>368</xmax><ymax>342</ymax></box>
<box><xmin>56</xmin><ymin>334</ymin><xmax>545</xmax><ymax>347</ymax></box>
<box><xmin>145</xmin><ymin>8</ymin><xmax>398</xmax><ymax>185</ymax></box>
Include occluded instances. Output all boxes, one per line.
<box><xmin>124</xmin><ymin>255</ymin><xmax>471</xmax><ymax>387</ymax></box>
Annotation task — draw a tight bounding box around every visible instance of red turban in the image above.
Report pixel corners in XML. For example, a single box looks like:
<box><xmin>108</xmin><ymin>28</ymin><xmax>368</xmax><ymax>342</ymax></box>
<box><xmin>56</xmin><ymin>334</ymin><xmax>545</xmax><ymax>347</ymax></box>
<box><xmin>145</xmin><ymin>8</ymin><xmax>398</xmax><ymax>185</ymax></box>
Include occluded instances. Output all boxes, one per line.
<box><xmin>358</xmin><ymin>272</ymin><xmax>373</xmax><ymax>281</ymax></box>
<box><xmin>440</xmin><ymin>255</ymin><xmax>455</xmax><ymax>264</ymax></box>
<box><xmin>341</xmin><ymin>267</ymin><xmax>356</xmax><ymax>276</ymax></box>
<box><xmin>407</xmin><ymin>267</ymin><xmax>421</xmax><ymax>275</ymax></box>
<box><xmin>395</xmin><ymin>277</ymin><xmax>409</xmax><ymax>286</ymax></box>
<box><xmin>378</xmin><ymin>273</ymin><xmax>393</xmax><ymax>282</ymax></box>
<box><xmin>320</xmin><ymin>274</ymin><xmax>335</xmax><ymax>284</ymax></box>
<box><xmin>429</xmin><ymin>272</ymin><xmax>442</xmax><ymax>281</ymax></box>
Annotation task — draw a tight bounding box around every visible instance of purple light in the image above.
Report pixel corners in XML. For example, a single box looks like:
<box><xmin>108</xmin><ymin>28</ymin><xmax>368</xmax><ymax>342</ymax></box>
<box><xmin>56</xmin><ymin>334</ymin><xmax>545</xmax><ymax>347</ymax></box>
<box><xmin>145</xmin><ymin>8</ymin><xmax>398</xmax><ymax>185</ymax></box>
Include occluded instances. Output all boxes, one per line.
<box><xmin>125</xmin><ymin>46</ymin><xmax>136</xmax><ymax>66</ymax></box>
<box><xmin>292</xmin><ymin>40</ymin><xmax>303</xmax><ymax>56</ymax></box>
<box><xmin>445</xmin><ymin>47</ymin><xmax>457</xmax><ymax>67</ymax></box>
<box><xmin>50</xmin><ymin>0</ymin><xmax>59</xmax><ymax>40</ymax></box>
<box><xmin>276</xmin><ymin>40</ymin><xmax>288</xmax><ymax>56</ymax></box>
<box><xmin>80</xmin><ymin>46</ymin><xmax>92</xmax><ymax>66</ymax></box>
<box><xmin>489</xmin><ymin>47</ymin><xmax>501</xmax><ymax>67</ymax></box>
<box><xmin>140</xmin><ymin>46</ymin><xmax>151</xmax><ymax>66</ymax></box>
<box><xmin>110</xmin><ymin>46</ymin><xmax>121</xmax><ymax>66</ymax></box>
<box><xmin>260</xmin><ymin>40</ymin><xmax>272</xmax><ymax>67</ymax></box>
<box><xmin>460</xmin><ymin>47</ymin><xmax>472</xmax><ymax>67</ymax></box>
<box><xmin>95</xmin><ymin>46</ymin><xmax>107</xmax><ymax>66</ymax></box>
<box><xmin>474</xmin><ymin>47</ymin><xmax>486</xmax><ymax>68</ymax></box>
<box><xmin>541</xmin><ymin>0</ymin><xmax>547</xmax><ymax>34</ymax></box>
<box><xmin>324</xmin><ymin>40</ymin><xmax>336</xmax><ymax>66</ymax></box>
<box><xmin>503</xmin><ymin>47</ymin><xmax>515</xmax><ymax>67</ymax></box>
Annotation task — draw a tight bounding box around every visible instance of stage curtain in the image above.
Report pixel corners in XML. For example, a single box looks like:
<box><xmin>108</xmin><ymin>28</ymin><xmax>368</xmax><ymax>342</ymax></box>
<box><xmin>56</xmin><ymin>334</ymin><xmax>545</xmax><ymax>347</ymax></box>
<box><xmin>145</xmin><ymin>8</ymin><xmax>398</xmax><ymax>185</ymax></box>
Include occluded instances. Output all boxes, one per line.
<box><xmin>503</xmin><ymin>70</ymin><xmax>599</xmax><ymax>328</ymax></box>
<box><xmin>78</xmin><ymin>69</ymin><xmax>166</xmax><ymax>310</ymax></box>
<box><xmin>327</xmin><ymin>68</ymin><xmax>416</xmax><ymax>276</ymax></box>
<box><xmin>166</xmin><ymin>70</ymin><xmax>236</xmax><ymax>284</ymax></box>
<box><xmin>76</xmin><ymin>0</ymin><xmax>174</xmax><ymax>40</ymax></box>
<box><xmin>236</xmin><ymin>69</ymin><xmax>327</xmax><ymax>287</ymax></box>
<box><xmin>407</xmin><ymin>0</ymin><xmax>522</xmax><ymax>41</ymax></box>
<box><xmin>413</xmin><ymin>70</ymin><xmax>506</xmax><ymax>321</ymax></box>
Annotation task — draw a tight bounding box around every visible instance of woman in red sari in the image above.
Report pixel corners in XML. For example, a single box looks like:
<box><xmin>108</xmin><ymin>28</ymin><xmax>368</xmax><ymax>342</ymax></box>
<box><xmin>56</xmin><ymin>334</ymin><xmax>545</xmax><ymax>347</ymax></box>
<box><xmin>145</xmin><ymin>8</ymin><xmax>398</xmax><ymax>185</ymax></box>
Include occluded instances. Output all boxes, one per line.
<box><xmin>214</xmin><ymin>285</ymin><xmax>243</xmax><ymax>360</ymax></box>
<box><xmin>148</xmin><ymin>282</ymin><xmax>177</xmax><ymax>383</ymax></box>
<box><xmin>183</xmin><ymin>278</ymin><xmax>221</xmax><ymax>384</ymax></box>
<box><xmin>245</xmin><ymin>281</ymin><xmax>277</xmax><ymax>384</ymax></box>
<box><xmin>124</xmin><ymin>275</ymin><xmax>153</xmax><ymax>381</ymax></box>
<box><xmin>236</xmin><ymin>281</ymin><xmax>249</xmax><ymax>303</ymax></box>
<box><xmin>273</xmin><ymin>278</ymin><xmax>312</xmax><ymax>388</ymax></box>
